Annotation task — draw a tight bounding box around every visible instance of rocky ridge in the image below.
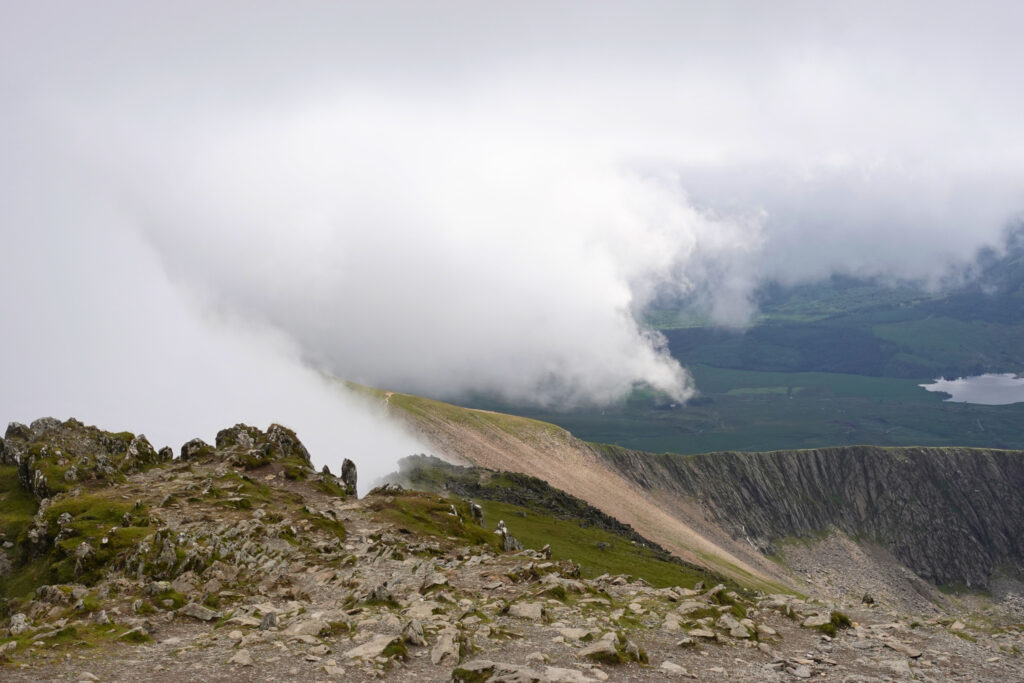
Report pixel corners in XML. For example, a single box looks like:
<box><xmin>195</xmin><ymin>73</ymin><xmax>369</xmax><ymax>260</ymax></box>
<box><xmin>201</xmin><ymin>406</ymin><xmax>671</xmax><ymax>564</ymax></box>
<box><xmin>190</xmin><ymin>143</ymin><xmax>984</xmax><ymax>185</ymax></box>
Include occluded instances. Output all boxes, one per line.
<box><xmin>0</xmin><ymin>418</ymin><xmax>1021</xmax><ymax>681</ymax></box>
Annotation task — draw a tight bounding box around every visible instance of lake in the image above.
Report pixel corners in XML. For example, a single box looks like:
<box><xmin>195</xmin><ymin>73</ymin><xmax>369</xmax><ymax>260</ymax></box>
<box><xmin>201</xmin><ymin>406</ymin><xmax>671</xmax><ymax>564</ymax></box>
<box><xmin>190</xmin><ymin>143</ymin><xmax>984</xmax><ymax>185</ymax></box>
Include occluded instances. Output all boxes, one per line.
<box><xmin>919</xmin><ymin>373</ymin><xmax>1024</xmax><ymax>405</ymax></box>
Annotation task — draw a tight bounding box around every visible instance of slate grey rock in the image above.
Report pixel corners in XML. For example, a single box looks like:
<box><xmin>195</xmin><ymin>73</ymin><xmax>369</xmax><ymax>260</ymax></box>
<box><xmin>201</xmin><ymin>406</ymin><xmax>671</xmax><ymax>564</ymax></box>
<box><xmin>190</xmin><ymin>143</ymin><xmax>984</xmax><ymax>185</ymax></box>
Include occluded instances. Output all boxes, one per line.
<box><xmin>341</xmin><ymin>458</ymin><xmax>357</xmax><ymax>497</ymax></box>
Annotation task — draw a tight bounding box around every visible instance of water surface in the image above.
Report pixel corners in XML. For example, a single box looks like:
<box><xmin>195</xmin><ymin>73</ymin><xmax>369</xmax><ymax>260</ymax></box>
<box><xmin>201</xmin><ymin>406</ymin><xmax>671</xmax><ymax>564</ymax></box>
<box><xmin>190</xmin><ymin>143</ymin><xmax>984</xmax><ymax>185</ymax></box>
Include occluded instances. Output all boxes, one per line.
<box><xmin>920</xmin><ymin>373</ymin><xmax>1024</xmax><ymax>405</ymax></box>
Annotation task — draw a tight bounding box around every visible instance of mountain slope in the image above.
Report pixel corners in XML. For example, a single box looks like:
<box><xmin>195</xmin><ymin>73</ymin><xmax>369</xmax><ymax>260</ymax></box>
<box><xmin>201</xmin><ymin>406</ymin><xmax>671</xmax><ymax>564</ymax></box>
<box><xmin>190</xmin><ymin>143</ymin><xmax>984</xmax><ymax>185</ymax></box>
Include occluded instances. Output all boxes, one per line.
<box><xmin>378</xmin><ymin>387</ymin><xmax>1024</xmax><ymax>595</ymax></box>
<box><xmin>375</xmin><ymin>388</ymin><xmax>790</xmax><ymax>593</ymax></box>
<box><xmin>2</xmin><ymin>415</ymin><xmax>1023</xmax><ymax>680</ymax></box>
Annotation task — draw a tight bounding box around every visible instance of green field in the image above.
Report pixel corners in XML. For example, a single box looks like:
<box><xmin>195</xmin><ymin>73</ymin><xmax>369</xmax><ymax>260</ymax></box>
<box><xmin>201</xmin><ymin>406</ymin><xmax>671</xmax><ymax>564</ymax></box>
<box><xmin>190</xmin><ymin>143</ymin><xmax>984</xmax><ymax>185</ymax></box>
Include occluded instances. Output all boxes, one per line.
<box><xmin>469</xmin><ymin>285</ymin><xmax>1024</xmax><ymax>454</ymax></box>
<box><xmin>481</xmin><ymin>366</ymin><xmax>1022</xmax><ymax>455</ymax></box>
<box><xmin>461</xmin><ymin>246</ymin><xmax>1024</xmax><ymax>456</ymax></box>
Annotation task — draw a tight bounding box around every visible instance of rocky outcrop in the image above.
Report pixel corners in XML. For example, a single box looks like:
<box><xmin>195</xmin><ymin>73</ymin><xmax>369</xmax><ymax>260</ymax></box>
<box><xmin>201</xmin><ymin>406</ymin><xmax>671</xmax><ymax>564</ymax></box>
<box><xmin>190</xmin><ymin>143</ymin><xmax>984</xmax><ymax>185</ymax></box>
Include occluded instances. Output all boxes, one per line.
<box><xmin>494</xmin><ymin>520</ymin><xmax>523</xmax><ymax>552</ymax></box>
<box><xmin>596</xmin><ymin>444</ymin><xmax>1024</xmax><ymax>587</ymax></box>
<box><xmin>341</xmin><ymin>458</ymin><xmax>357</xmax><ymax>496</ymax></box>
<box><xmin>1</xmin><ymin>414</ymin><xmax>1023</xmax><ymax>681</ymax></box>
<box><xmin>184</xmin><ymin>423</ymin><xmax>312</xmax><ymax>472</ymax></box>
<box><xmin>3</xmin><ymin>418</ymin><xmax>170</xmax><ymax>498</ymax></box>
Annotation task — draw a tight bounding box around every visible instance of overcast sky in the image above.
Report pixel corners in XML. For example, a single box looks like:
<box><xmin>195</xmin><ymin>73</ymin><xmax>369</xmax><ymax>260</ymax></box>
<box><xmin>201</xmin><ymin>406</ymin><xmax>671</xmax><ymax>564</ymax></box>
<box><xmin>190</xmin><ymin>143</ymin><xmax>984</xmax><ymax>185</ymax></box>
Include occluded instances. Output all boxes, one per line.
<box><xmin>2</xmin><ymin>2</ymin><xmax>1022</xmax><ymax>477</ymax></box>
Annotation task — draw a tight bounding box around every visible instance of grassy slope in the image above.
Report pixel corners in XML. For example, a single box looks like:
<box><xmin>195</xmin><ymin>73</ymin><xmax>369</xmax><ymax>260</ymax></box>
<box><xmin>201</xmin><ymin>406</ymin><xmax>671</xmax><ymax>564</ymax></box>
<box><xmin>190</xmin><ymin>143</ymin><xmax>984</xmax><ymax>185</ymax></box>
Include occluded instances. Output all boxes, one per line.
<box><xmin>374</xmin><ymin>490</ymin><xmax>728</xmax><ymax>589</ymax></box>
<box><xmin>390</xmin><ymin>456</ymin><xmax>734</xmax><ymax>589</ymax></box>
<box><xmin>377</xmin><ymin>388</ymin><xmax>796</xmax><ymax>593</ymax></box>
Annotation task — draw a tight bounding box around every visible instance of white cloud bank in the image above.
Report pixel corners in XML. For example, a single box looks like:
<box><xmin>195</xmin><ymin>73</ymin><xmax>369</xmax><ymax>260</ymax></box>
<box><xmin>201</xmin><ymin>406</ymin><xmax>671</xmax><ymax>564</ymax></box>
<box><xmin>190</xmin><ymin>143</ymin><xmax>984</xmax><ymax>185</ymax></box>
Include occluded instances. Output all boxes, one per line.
<box><xmin>1</xmin><ymin>2</ymin><xmax>1023</xmax><ymax>467</ymax></box>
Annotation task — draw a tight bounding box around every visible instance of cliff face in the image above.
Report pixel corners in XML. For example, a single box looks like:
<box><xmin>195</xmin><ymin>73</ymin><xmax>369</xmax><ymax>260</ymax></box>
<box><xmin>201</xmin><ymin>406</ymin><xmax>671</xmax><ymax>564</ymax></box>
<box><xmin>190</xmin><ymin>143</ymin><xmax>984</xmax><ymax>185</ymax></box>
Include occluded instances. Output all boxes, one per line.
<box><xmin>596</xmin><ymin>444</ymin><xmax>1024</xmax><ymax>588</ymax></box>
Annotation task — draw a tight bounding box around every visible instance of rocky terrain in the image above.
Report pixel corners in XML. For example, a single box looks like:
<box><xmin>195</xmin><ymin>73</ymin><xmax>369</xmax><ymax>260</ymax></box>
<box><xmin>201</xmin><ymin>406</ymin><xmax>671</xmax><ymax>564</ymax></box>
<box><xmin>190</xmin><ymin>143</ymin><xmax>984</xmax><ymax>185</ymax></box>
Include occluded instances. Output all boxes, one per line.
<box><xmin>595</xmin><ymin>444</ymin><xmax>1024</xmax><ymax>589</ymax></box>
<box><xmin>1</xmin><ymin>416</ymin><xmax>1023</xmax><ymax>681</ymax></box>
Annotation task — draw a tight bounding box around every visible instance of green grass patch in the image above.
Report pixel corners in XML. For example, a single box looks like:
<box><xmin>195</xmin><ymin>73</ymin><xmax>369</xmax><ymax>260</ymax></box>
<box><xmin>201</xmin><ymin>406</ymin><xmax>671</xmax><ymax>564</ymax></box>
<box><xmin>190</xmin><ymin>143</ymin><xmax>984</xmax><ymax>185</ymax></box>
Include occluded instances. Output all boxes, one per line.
<box><xmin>368</xmin><ymin>492</ymin><xmax>500</xmax><ymax>551</ymax></box>
<box><xmin>304</xmin><ymin>512</ymin><xmax>348</xmax><ymax>543</ymax></box>
<box><xmin>314</xmin><ymin>477</ymin><xmax>348</xmax><ymax>498</ymax></box>
<box><xmin>155</xmin><ymin>589</ymin><xmax>188</xmax><ymax>610</ymax></box>
<box><xmin>0</xmin><ymin>465</ymin><xmax>39</xmax><ymax>569</ymax></box>
<box><xmin>0</xmin><ymin>557</ymin><xmax>50</xmax><ymax>603</ymax></box>
<box><xmin>476</xmin><ymin>499</ymin><xmax>723</xmax><ymax>589</ymax></box>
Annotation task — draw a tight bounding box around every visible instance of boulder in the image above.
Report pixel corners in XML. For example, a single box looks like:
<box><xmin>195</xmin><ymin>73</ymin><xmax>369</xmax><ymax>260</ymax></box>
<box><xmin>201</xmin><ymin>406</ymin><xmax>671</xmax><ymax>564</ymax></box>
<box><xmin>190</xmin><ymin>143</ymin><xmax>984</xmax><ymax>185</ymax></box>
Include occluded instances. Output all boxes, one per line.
<box><xmin>180</xmin><ymin>438</ymin><xmax>213</xmax><ymax>461</ymax></box>
<box><xmin>431</xmin><ymin>628</ymin><xmax>461</xmax><ymax>665</ymax></box>
<box><xmin>883</xmin><ymin>640</ymin><xmax>922</xmax><ymax>658</ymax></box>
<box><xmin>8</xmin><ymin>613</ymin><xmax>30</xmax><ymax>636</ymax></box>
<box><xmin>660</xmin><ymin>661</ymin><xmax>696</xmax><ymax>678</ymax></box>
<box><xmin>494</xmin><ymin>520</ymin><xmax>524</xmax><ymax>552</ymax></box>
<box><xmin>402</xmin><ymin>619</ymin><xmax>427</xmax><ymax>647</ymax></box>
<box><xmin>578</xmin><ymin>635</ymin><xmax>620</xmax><ymax>664</ymax></box>
<box><xmin>5</xmin><ymin>422</ymin><xmax>31</xmax><ymax>442</ymax></box>
<box><xmin>345</xmin><ymin>633</ymin><xmax>405</xmax><ymax>661</ymax></box>
<box><xmin>266</xmin><ymin>424</ymin><xmax>311</xmax><ymax>465</ymax></box>
<box><xmin>341</xmin><ymin>458</ymin><xmax>357</xmax><ymax>496</ymax></box>
<box><xmin>544</xmin><ymin>667</ymin><xmax>593</xmax><ymax>683</ymax></box>
<box><xmin>787</xmin><ymin>664</ymin><xmax>812</xmax><ymax>679</ymax></box>
<box><xmin>801</xmin><ymin>614</ymin><xmax>831</xmax><ymax>629</ymax></box>
<box><xmin>179</xmin><ymin>603</ymin><xmax>221</xmax><ymax>621</ymax></box>
<box><xmin>284</xmin><ymin>618</ymin><xmax>330</xmax><ymax>637</ymax></box>
<box><xmin>508</xmin><ymin>602</ymin><xmax>544</xmax><ymax>621</ymax></box>
<box><xmin>29</xmin><ymin>417</ymin><xmax>60</xmax><ymax>438</ymax></box>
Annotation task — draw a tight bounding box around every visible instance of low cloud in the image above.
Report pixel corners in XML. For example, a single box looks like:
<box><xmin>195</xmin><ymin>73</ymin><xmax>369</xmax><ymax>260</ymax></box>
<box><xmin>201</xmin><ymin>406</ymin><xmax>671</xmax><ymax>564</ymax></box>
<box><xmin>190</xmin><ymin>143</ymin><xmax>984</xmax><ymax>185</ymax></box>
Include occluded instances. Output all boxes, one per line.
<box><xmin>1</xmin><ymin>2</ymin><xmax>1023</xmax><ymax>439</ymax></box>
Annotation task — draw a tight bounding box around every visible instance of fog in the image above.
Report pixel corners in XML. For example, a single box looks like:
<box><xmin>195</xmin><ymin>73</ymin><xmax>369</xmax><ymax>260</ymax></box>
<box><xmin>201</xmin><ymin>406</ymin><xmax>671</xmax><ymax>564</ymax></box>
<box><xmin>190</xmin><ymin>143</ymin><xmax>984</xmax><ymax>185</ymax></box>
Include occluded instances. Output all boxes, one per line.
<box><xmin>2</xmin><ymin>3</ymin><xmax>1023</xmax><ymax>470</ymax></box>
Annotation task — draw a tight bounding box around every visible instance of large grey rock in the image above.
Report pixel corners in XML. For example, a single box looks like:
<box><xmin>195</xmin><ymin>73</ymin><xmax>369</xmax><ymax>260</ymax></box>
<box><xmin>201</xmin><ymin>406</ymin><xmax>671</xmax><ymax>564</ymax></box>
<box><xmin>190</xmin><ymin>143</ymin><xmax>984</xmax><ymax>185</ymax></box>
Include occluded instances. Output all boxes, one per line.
<box><xmin>179</xmin><ymin>438</ymin><xmax>212</xmax><ymax>461</ymax></box>
<box><xmin>543</xmin><ymin>667</ymin><xmax>594</xmax><ymax>683</ymax></box>
<box><xmin>179</xmin><ymin>603</ymin><xmax>221</xmax><ymax>621</ymax></box>
<box><xmin>345</xmin><ymin>633</ymin><xmax>403</xmax><ymax>660</ymax></box>
<box><xmin>402</xmin><ymin>619</ymin><xmax>427</xmax><ymax>647</ymax></box>
<box><xmin>578</xmin><ymin>636</ymin><xmax>619</xmax><ymax>663</ymax></box>
<box><xmin>801</xmin><ymin>614</ymin><xmax>831</xmax><ymax>628</ymax></box>
<box><xmin>508</xmin><ymin>602</ymin><xmax>544</xmax><ymax>621</ymax></box>
<box><xmin>8</xmin><ymin>613</ymin><xmax>30</xmax><ymax>635</ymax></box>
<box><xmin>660</xmin><ymin>661</ymin><xmax>696</xmax><ymax>678</ymax></box>
<box><xmin>431</xmin><ymin>628</ymin><xmax>461</xmax><ymax>665</ymax></box>
<box><xmin>787</xmin><ymin>664</ymin><xmax>812</xmax><ymax>679</ymax></box>
<box><xmin>29</xmin><ymin>417</ymin><xmax>60</xmax><ymax>438</ymax></box>
<box><xmin>883</xmin><ymin>639</ymin><xmax>922</xmax><ymax>658</ymax></box>
<box><xmin>341</xmin><ymin>458</ymin><xmax>357</xmax><ymax>496</ymax></box>
<box><xmin>284</xmin><ymin>618</ymin><xmax>330</xmax><ymax>637</ymax></box>
<box><xmin>265</xmin><ymin>424</ymin><xmax>311</xmax><ymax>465</ymax></box>
<box><xmin>494</xmin><ymin>520</ymin><xmax>524</xmax><ymax>552</ymax></box>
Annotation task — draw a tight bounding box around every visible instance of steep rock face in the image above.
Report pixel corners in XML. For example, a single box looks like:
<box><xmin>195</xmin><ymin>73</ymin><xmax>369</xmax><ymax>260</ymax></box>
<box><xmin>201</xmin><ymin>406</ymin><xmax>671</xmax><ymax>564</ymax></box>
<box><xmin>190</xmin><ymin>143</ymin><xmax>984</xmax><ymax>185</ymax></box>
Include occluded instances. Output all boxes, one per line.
<box><xmin>597</xmin><ymin>444</ymin><xmax>1024</xmax><ymax>587</ymax></box>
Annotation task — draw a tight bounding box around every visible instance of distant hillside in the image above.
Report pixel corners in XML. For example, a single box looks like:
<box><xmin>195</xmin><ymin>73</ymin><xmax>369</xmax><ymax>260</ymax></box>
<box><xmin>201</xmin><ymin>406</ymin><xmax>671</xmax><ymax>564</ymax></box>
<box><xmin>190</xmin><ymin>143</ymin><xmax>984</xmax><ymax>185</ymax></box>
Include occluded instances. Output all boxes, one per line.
<box><xmin>470</xmin><ymin>232</ymin><xmax>1024</xmax><ymax>457</ymax></box>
